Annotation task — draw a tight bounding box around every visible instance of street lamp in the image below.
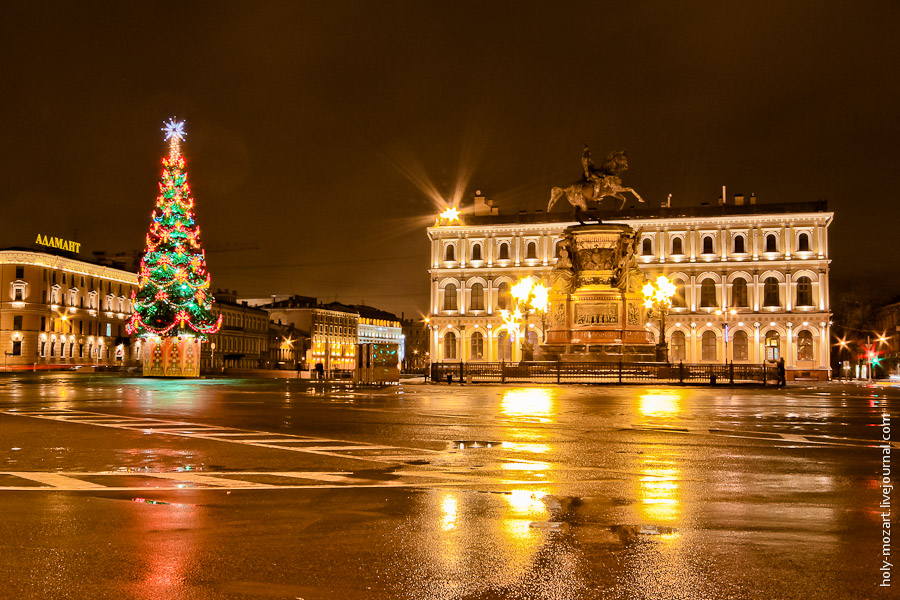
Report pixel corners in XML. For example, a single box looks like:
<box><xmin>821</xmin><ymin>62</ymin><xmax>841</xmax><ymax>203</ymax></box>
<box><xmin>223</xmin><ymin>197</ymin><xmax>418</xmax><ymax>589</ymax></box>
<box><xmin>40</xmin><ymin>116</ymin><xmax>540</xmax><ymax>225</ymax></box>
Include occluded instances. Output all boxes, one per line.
<box><xmin>715</xmin><ymin>308</ymin><xmax>738</xmax><ymax>363</ymax></box>
<box><xmin>837</xmin><ymin>338</ymin><xmax>849</xmax><ymax>381</ymax></box>
<box><xmin>502</xmin><ymin>276</ymin><xmax>549</xmax><ymax>362</ymax></box>
<box><xmin>643</xmin><ymin>275</ymin><xmax>677</xmax><ymax>363</ymax></box>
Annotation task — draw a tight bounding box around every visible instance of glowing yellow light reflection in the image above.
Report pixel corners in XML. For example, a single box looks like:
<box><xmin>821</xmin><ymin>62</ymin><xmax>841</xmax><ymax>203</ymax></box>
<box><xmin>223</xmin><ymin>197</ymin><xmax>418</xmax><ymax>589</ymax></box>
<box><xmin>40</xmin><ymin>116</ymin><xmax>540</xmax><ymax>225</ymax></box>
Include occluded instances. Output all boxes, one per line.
<box><xmin>440</xmin><ymin>493</ymin><xmax>458</xmax><ymax>531</ymax></box>
<box><xmin>500</xmin><ymin>461</ymin><xmax>551</xmax><ymax>471</ymax></box>
<box><xmin>504</xmin><ymin>489</ymin><xmax>549</xmax><ymax>515</ymax></box>
<box><xmin>639</xmin><ymin>459</ymin><xmax>680</xmax><ymax>523</ymax></box>
<box><xmin>502</xmin><ymin>441</ymin><xmax>551</xmax><ymax>454</ymax></box>
<box><xmin>638</xmin><ymin>390</ymin><xmax>682</xmax><ymax>418</ymax></box>
<box><xmin>501</xmin><ymin>388</ymin><xmax>556</xmax><ymax>423</ymax></box>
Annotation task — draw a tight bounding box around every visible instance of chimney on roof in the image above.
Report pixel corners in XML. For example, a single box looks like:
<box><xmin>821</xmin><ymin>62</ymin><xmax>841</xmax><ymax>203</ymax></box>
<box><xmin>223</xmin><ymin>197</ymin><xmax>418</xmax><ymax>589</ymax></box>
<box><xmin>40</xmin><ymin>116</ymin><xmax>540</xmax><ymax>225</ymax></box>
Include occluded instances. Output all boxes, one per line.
<box><xmin>471</xmin><ymin>190</ymin><xmax>496</xmax><ymax>215</ymax></box>
<box><xmin>734</xmin><ymin>193</ymin><xmax>745</xmax><ymax>206</ymax></box>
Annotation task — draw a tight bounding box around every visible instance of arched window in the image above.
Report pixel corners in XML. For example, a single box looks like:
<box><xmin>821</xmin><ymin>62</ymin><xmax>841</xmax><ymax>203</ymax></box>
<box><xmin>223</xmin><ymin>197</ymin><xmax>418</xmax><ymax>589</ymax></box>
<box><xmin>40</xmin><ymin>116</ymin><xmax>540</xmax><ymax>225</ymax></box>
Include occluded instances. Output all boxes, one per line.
<box><xmin>733</xmin><ymin>330</ymin><xmax>749</xmax><ymax>361</ymax></box>
<box><xmin>497</xmin><ymin>282</ymin><xmax>511</xmax><ymax>310</ymax></box>
<box><xmin>672</xmin><ymin>279</ymin><xmax>687</xmax><ymax>307</ymax></box>
<box><xmin>443</xmin><ymin>283</ymin><xmax>458</xmax><ymax>311</ymax></box>
<box><xmin>470</xmin><ymin>331</ymin><xmax>484</xmax><ymax>360</ymax></box>
<box><xmin>796</xmin><ymin>276</ymin><xmax>813</xmax><ymax>306</ymax></box>
<box><xmin>671</xmin><ymin>237</ymin><xmax>684</xmax><ymax>255</ymax></box>
<box><xmin>497</xmin><ymin>331</ymin><xmax>511</xmax><ymax>362</ymax></box>
<box><xmin>765</xmin><ymin>330</ymin><xmax>780</xmax><ymax>361</ymax></box>
<box><xmin>765</xmin><ymin>234</ymin><xmax>778</xmax><ymax>253</ymax></box>
<box><xmin>498</xmin><ymin>242</ymin><xmax>510</xmax><ymax>260</ymax></box>
<box><xmin>732</xmin><ymin>278</ymin><xmax>748</xmax><ymax>307</ymax></box>
<box><xmin>763</xmin><ymin>277</ymin><xmax>780</xmax><ymax>307</ymax></box>
<box><xmin>445</xmin><ymin>244</ymin><xmax>455</xmax><ymax>262</ymax></box>
<box><xmin>797</xmin><ymin>330</ymin><xmax>814</xmax><ymax>361</ymax></box>
<box><xmin>469</xmin><ymin>283</ymin><xmax>484</xmax><ymax>311</ymax></box>
<box><xmin>443</xmin><ymin>332</ymin><xmax>457</xmax><ymax>359</ymax></box>
<box><xmin>733</xmin><ymin>235</ymin><xmax>746</xmax><ymax>254</ymax></box>
<box><xmin>702</xmin><ymin>236</ymin><xmax>714</xmax><ymax>254</ymax></box>
<box><xmin>526</xmin><ymin>330</ymin><xmax>539</xmax><ymax>349</ymax></box>
<box><xmin>798</xmin><ymin>232</ymin><xmax>810</xmax><ymax>252</ymax></box>
<box><xmin>526</xmin><ymin>241</ymin><xmax>537</xmax><ymax>259</ymax></box>
<box><xmin>471</xmin><ymin>243</ymin><xmax>482</xmax><ymax>261</ymax></box>
<box><xmin>642</xmin><ymin>238</ymin><xmax>653</xmax><ymax>256</ymax></box>
<box><xmin>670</xmin><ymin>330</ymin><xmax>686</xmax><ymax>361</ymax></box>
<box><xmin>700</xmin><ymin>279</ymin><xmax>717</xmax><ymax>307</ymax></box>
<box><xmin>701</xmin><ymin>330</ymin><xmax>717</xmax><ymax>361</ymax></box>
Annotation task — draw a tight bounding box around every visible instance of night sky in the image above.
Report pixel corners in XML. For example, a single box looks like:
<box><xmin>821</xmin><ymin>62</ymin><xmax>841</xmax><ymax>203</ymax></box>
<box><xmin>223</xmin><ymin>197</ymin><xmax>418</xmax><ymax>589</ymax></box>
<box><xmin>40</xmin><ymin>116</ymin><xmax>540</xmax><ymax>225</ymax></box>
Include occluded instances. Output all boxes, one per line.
<box><xmin>1</xmin><ymin>2</ymin><xmax>898</xmax><ymax>318</ymax></box>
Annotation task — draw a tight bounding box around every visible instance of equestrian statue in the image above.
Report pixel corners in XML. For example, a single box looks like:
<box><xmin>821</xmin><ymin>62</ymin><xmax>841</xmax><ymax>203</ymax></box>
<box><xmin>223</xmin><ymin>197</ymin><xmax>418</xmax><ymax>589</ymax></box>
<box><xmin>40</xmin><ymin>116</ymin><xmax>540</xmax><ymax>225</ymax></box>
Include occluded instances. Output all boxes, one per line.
<box><xmin>547</xmin><ymin>146</ymin><xmax>644</xmax><ymax>219</ymax></box>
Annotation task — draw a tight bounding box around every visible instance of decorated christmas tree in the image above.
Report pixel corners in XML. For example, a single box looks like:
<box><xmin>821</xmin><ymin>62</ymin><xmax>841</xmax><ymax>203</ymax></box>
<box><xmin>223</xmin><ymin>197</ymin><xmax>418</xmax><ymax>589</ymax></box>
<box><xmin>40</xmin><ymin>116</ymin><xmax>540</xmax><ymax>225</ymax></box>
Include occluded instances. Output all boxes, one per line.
<box><xmin>127</xmin><ymin>119</ymin><xmax>221</xmax><ymax>376</ymax></box>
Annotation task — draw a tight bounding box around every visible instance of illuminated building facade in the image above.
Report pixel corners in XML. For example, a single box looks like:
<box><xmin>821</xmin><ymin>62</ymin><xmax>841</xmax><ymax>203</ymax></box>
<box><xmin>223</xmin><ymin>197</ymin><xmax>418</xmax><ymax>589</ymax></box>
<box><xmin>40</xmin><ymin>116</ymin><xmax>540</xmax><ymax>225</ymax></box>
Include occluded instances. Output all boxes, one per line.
<box><xmin>263</xmin><ymin>298</ymin><xmax>358</xmax><ymax>371</ymax></box>
<box><xmin>0</xmin><ymin>249</ymin><xmax>139</xmax><ymax>368</ymax></box>
<box><xmin>428</xmin><ymin>198</ymin><xmax>833</xmax><ymax>380</ymax></box>
<box><xmin>201</xmin><ymin>291</ymin><xmax>270</xmax><ymax>371</ymax></box>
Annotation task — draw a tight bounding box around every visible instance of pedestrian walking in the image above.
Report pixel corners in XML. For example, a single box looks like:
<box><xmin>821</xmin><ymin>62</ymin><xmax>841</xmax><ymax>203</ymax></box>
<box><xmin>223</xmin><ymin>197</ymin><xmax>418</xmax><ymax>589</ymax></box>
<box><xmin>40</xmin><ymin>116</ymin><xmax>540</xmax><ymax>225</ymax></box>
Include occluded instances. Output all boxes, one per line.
<box><xmin>776</xmin><ymin>356</ymin><xmax>786</xmax><ymax>387</ymax></box>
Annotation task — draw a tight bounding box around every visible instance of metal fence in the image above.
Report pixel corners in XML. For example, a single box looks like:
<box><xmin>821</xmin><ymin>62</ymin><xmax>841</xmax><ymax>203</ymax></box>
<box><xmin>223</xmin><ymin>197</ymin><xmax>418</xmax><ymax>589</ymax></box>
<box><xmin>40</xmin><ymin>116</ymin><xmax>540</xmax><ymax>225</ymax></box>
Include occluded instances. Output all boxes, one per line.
<box><xmin>430</xmin><ymin>361</ymin><xmax>773</xmax><ymax>385</ymax></box>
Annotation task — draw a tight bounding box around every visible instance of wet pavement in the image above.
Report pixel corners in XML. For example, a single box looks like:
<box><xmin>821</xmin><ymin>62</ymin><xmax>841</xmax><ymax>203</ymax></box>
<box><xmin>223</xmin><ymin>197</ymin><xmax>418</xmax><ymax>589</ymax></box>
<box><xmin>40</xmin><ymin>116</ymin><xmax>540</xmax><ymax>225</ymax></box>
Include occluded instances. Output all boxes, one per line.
<box><xmin>0</xmin><ymin>373</ymin><xmax>896</xmax><ymax>599</ymax></box>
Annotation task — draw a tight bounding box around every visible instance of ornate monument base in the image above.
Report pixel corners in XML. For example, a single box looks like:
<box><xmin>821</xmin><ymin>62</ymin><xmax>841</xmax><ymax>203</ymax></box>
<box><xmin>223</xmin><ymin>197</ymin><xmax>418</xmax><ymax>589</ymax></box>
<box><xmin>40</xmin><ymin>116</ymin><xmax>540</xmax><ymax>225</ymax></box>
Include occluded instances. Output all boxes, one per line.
<box><xmin>541</xmin><ymin>224</ymin><xmax>656</xmax><ymax>362</ymax></box>
<box><xmin>141</xmin><ymin>336</ymin><xmax>201</xmax><ymax>377</ymax></box>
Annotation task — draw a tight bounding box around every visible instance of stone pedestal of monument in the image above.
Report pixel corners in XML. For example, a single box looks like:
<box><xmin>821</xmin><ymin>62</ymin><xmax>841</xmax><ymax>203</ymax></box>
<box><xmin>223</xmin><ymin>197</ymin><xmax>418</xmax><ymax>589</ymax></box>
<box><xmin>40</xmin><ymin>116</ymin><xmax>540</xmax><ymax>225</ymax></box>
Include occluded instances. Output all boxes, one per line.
<box><xmin>541</xmin><ymin>224</ymin><xmax>656</xmax><ymax>362</ymax></box>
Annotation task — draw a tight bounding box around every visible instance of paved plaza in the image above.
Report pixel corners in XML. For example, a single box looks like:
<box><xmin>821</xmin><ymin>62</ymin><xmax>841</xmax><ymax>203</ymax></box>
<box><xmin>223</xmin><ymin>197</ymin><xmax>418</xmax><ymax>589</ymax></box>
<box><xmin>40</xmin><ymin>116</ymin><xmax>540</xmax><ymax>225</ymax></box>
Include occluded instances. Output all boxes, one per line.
<box><xmin>0</xmin><ymin>373</ymin><xmax>896</xmax><ymax>599</ymax></box>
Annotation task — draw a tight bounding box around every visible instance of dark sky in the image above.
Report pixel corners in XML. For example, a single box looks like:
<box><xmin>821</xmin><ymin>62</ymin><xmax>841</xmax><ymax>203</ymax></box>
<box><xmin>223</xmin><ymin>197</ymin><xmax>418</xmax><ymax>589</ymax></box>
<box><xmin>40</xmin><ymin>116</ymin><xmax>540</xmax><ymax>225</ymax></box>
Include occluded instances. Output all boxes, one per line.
<box><xmin>2</xmin><ymin>1</ymin><xmax>898</xmax><ymax>318</ymax></box>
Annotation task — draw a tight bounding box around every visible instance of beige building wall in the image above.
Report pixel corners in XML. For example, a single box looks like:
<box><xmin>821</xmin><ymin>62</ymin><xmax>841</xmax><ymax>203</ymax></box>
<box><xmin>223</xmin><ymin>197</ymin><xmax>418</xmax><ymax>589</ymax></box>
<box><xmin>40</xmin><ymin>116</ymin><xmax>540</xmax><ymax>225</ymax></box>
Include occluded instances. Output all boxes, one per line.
<box><xmin>427</xmin><ymin>204</ymin><xmax>833</xmax><ymax>378</ymax></box>
<box><xmin>0</xmin><ymin>250</ymin><xmax>139</xmax><ymax>368</ymax></box>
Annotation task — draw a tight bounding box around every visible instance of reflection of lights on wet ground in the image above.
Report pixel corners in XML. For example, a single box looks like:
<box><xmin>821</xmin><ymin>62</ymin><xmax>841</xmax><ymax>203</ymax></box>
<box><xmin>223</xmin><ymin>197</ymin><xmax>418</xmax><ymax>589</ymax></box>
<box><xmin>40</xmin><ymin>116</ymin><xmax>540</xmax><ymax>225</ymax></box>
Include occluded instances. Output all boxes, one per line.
<box><xmin>501</xmin><ymin>441</ymin><xmax>551</xmax><ymax>454</ymax></box>
<box><xmin>639</xmin><ymin>390</ymin><xmax>682</xmax><ymax>418</ymax></box>
<box><xmin>640</xmin><ymin>459</ymin><xmax>681</xmax><ymax>523</ymax></box>
<box><xmin>500</xmin><ymin>461</ymin><xmax>551</xmax><ymax>471</ymax></box>
<box><xmin>504</xmin><ymin>489</ymin><xmax>549</xmax><ymax>515</ymax></box>
<box><xmin>440</xmin><ymin>493</ymin><xmax>458</xmax><ymax>531</ymax></box>
<box><xmin>501</xmin><ymin>388</ymin><xmax>556</xmax><ymax>423</ymax></box>
<box><xmin>503</xmin><ymin>489</ymin><xmax>549</xmax><ymax>541</ymax></box>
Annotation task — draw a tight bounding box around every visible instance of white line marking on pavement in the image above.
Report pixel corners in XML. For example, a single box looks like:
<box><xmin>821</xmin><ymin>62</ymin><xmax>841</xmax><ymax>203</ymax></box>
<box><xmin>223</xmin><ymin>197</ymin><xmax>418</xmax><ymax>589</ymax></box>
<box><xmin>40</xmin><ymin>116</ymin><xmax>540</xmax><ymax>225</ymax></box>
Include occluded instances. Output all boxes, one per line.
<box><xmin>1</xmin><ymin>408</ymin><xmax>441</xmax><ymax>463</ymax></box>
<box><xmin>8</xmin><ymin>472</ymin><xmax>106</xmax><ymax>489</ymax></box>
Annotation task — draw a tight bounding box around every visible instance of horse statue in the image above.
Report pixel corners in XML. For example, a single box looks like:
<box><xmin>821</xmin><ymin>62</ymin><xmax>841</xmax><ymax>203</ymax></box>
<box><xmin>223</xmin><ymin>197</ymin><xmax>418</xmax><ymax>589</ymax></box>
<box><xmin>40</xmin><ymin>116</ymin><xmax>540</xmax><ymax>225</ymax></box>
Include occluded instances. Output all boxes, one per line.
<box><xmin>547</xmin><ymin>149</ymin><xmax>644</xmax><ymax>216</ymax></box>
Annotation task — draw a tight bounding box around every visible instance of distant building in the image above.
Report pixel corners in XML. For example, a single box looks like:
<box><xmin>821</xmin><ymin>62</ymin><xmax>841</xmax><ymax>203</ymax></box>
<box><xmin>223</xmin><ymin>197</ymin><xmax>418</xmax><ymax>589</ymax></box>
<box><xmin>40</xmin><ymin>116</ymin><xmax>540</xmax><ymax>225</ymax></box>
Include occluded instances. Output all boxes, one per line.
<box><xmin>428</xmin><ymin>195</ymin><xmax>834</xmax><ymax>380</ymax></box>
<box><xmin>401</xmin><ymin>317</ymin><xmax>429</xmax><ymax>371</ymax></box>
<box><xmin>202</xmin><ymin>290</ymin><xmax>269</xmax><ymax>371</ymax></box>
<box><xmin>0</xmin><ymin>248</ymin><xmax>140</xmax><ymax>368</ymax></box>
<box><xmin>874</xmin><ymin>299</ymin><xmax>900</xmax><ymax>377</ymax></box>
<box><xmin>266</xmin><ymin>321</ymin><xmax>308</xmax><ymax>371</ymax></box>
<box><xmin>262</xmin><ymin>297</ymin><xmax>358</xmax><ymax>371</ymax></box>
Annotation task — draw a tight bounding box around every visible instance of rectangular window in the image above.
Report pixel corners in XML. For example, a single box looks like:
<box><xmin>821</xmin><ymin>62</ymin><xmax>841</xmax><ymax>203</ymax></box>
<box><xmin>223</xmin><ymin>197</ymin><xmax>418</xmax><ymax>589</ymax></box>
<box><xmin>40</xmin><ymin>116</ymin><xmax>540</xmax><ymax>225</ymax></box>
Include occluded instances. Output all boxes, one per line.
<box><xmin>40</xmin><ymin>317</ymin><xmax>46</xmax><ymax>331</ymax></box>
<box><xmin>11</xmin><ymin>341</ymin><xmax>21</xmax><ymax>356</ymax></box>
<box><xmin>106</xmin><ymin>323</ymin><xmax>111</xmax><ymax>337</ymax></box>
<box><xmin>40</xmin><ymin>341</ymin><xmax>46</xmax><ymax>357</ymax></box>
<box><xmin>13</xmin><ymin>315</ymin><xmax>22</xmax><ymax>330</ymax></box>
<box><xmin>15</xmin><ymin>266</ymin><xmax>24</xmax><ymax>279</ymax></box>
<box><xmin>13</xmin><ymin>288</ymin><xmax>23</xmax><ymax>301</ymax></box>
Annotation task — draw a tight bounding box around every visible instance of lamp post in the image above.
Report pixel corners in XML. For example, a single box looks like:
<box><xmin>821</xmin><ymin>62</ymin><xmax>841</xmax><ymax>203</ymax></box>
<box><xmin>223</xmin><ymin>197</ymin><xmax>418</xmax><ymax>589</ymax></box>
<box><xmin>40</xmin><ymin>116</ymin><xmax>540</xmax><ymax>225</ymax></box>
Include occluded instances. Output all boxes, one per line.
<box><xmin>643</xmin><ymin>275</ymin><xmax>677</xmax><ymax>363</ymax></box>
<box><xmin>837</xmin><ymin>338</ymin><xmax>849</xmax><ymax>381</ymax></box>
<box><xmin>715</xmin><ymin>308</ymin><xmax>738</xmax><ymax>363</ymax></box>
<box><xmin>502</xmin><ymin>277</ymin><xmax>549</xmax><ymax>362</ymax></box>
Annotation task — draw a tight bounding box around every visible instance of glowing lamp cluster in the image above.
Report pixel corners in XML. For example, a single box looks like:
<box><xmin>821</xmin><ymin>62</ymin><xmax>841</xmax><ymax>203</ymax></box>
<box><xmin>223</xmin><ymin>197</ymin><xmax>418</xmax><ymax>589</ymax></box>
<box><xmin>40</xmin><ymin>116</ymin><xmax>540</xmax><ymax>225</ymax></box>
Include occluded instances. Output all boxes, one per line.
<box><xmin>642</xmin><ymin>275</ymin><xmax>677</xmax><ymax>310</ymax></box>
<box><xmin>511</xmin><ymin>277</ymin><xmax>549</xmax><ymax>314</ymax></box>
<box><xmin>436</xmin><ymin>205</ymin><xmax>461</xmax><ymax>226</ymax></box>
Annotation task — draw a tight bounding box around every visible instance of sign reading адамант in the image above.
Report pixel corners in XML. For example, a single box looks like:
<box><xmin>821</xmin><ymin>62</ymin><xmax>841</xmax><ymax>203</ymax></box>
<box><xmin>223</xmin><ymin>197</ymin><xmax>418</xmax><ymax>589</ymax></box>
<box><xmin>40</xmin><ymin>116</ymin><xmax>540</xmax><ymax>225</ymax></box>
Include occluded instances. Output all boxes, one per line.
<box><xmin>35</xmin><ymin>234</ymin><xmax>80</xmax><ymax>253</ymax></box>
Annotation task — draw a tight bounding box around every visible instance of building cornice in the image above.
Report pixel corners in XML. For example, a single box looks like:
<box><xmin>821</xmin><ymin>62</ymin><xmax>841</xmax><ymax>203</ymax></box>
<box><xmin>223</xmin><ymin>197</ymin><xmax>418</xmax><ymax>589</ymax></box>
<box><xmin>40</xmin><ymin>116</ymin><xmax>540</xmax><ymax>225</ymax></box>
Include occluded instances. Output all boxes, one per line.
<box><xmin>0</xmin><ymin>250</ymin><xmax>138</xmax><ymax>284</ymax></box>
